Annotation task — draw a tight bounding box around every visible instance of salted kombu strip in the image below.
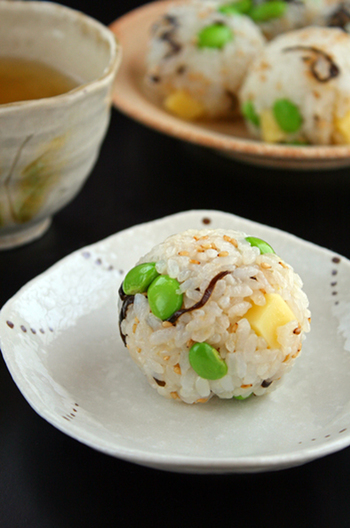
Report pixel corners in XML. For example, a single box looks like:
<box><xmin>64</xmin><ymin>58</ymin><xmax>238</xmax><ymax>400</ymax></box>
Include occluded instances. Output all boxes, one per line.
<box><xmin>166</xmin><ymin>270</ymin><xmax>231</xmax><ymax>324</ymax></box>
<box><xmin>283</xmin><ymin>45</ymin><xmax>340</xmax><ymax>82</ymax></box>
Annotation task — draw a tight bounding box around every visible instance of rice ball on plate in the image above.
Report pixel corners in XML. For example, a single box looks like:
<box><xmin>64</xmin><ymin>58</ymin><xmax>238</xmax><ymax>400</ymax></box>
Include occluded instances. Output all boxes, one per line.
<box><xmin>145</xmin><ymin>0</ymin><xmax>266</xmax><ymax>120</ymax></box>
<box><xmin>239</xmin><ymin>26</ymin><xmax>350</xmax><ymax>145</ymax></box>
<box><xmin>118</xmin><ymin>229</ymin><xmax>310</xmax><ymax>404</ymax></box>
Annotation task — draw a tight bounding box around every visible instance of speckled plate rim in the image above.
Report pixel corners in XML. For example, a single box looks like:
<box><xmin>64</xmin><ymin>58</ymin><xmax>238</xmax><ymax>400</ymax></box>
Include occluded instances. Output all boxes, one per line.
<box><xmin>2</xmin><ymin>209</ymin><xmax>350</xmax><ymax>474</ymax></box>
<box><xmin>109</xmin><ymin>1</ymin><xmax>350</xmax><ymax>168</ymax></box>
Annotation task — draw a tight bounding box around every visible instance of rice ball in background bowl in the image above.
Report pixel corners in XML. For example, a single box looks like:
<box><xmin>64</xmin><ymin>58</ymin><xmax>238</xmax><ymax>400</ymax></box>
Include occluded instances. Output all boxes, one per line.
<box><xmin>210</xmin><ymin>0</ymin><xmax>307</xmax><ymax>40</ymax></box>
<box><xmin>118</xmin><ymin>229</ymin><xmax>310</xmax><ymax>404</ymax></box>
<box><xmin>250</xmin><ymin>0</ymin><xmax>310</xmax><ymax>40</ymax></box>
<box><xmin>239</xmin><ymin>26</ymin><xmax>350</xmax><ymax>145</ymax></box>
<box><xmin>238</xmin><ymin>0</ymin><xmax>350</xmax><ymax>40</ymax></box>
<box><xmin>310</xmin><ymin>0</ymin><xmax>350</xmax><ymax>33</ymax></box>
<box><xmin>326</xmin><ymin>0</ymin><xmax>350</xmax><ymax>31</ymax></box>
<box><xmin>206</xmin><ymin>0</ymin><xmax>350</xmax><ymax>39</ymax></box>
<box><xmin>145</xmin><ymin>0</ymin><xmax>266</xmax><ymax>120</ymax></box>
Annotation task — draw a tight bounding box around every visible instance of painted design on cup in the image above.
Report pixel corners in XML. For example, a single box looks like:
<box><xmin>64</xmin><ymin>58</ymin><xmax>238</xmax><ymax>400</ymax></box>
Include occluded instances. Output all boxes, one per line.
<box><xmin>7</xmin><ymin>135</ymin><xmax>66</xmax><ymax>224</ymax></box>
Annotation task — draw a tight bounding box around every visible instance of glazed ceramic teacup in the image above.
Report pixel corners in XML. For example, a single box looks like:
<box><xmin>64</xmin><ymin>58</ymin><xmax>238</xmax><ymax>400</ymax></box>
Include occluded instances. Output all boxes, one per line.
<box><xmin>0</xmin><ymin>1</ymin><xmax>121</xmax><ymax>249</ymax></box>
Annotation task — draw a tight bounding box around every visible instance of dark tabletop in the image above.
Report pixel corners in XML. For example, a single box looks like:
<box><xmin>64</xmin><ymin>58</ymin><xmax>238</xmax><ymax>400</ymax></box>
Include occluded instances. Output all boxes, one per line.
<box><xmin>1</xmin><ymin>1</ymin><xmax>350</xmax><ymax>527</ymax></box>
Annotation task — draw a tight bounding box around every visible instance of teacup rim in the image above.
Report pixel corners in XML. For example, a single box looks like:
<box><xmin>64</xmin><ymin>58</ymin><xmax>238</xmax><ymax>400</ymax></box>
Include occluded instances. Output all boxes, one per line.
<box><xmin>0</xmin><ymin>0</ymin><xmax>122</xmax><ymax>110</ymax></box>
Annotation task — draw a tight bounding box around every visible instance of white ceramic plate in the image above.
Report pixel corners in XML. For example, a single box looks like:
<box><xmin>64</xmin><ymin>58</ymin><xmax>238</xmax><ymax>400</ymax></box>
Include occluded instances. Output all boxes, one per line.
<box><xmin>110</xmin><ymin>1</ymin><xmax>350</xmax><ymax>171</ymax></box>
<box><xmin>2</xmin><ymin>209</ymin><xmax>350</xmax><ymax>473</ymax></box>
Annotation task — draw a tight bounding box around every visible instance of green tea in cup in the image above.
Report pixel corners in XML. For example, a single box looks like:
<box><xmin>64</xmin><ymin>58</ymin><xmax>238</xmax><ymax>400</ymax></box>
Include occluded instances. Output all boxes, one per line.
<box><xmin>0</xmin><ymin>57</ymin><xmax>80</xmax><ymax>104</ymax></box>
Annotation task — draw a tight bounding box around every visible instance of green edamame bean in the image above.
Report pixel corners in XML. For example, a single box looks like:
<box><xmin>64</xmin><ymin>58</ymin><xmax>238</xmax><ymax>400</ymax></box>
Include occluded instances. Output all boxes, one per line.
<box><xmin>218</xmin><ymin>0</ymin><xmax>252</xmax><ymax>15</ymax></box>
<box><xmin>189</xmin><ymin>342</ymin><xmax>228</xmax><ymax>380</ymax></box>
<box><xmin>234</xmin><ymin>394</ymin><xmax>252</xmax><ymax>400</ymax></box>
<box><xmin>248</xmin><ymin>1</ymin><xmax>287</xmax><ymax>22</ymax></box>
<box><xmin>273</xmin><ymin>98</ymin><xmax>302</xmax><ymax>133</ymax></box>
<box><xmin>123</xmin><ymin>262</ymin><xmax>159</xmax><ymax>295</ymax></box>
<box><xmin>245</xmin><ymin>236</ymin><xmax>275</xmax><ymax>254</ymax></box>
<box><xmin>147</xmin><ymin>275</ymin><xmax>183</xmax><ymax>320</ymax></box>
<box><xmin>241</xmin><ymin>100</ymin><xmax>260</xmax><ymax>127</ymax></box>
<box><xmin>197</xmin><ymin>23</ymin><xmax>233</xmax><ymax>49</ymax></box>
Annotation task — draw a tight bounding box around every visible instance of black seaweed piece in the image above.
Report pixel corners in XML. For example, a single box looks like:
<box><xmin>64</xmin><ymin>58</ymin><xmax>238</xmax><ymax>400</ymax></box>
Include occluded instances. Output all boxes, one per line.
<box><xmin>151</xmin><ymin>14</ymin><xmax>177</xmax><ymax>35</ymax></box>
<box><xmin>225</xmin><ymin>90</ymin><xmax>239</xmax><ymax>111</ymax></box>
<box><xmin>166</xmin><ymin>270</ymin><xmax>232</xmax><ymax>325</ymax></box>
<box><xmin>149</xmin><ymin>74</ymin><xmax>161</xmax><ymax>83</ymax></box>
<box><xmin>156</xmin><ymin>14</ymin><xmax>182</xmax><ymax>59</ymax></box>
<box><xmin>154</xmin><ymin>378</ymin><xmax>166</xmax><ymax>387</ymax></box>
<box><xmin>283</xmin><ymin>45</ymin><xmax>340</xmax><ymax>82</ymax></box>
<box><xmin>164</xmin><ymin>14</ymin><xmax>178</xmax><ymax>26</ymax></box>
<box><xmin>161</xmin><ymin>31</ymin><xmax>182</xmax><ymax>58</ymax></box>
<box><xmin>118</xmin><ymin>282</ymin><xmax>127</xmax><ymax>301</ymax></box>
<box><xmin>328</xmin><ymin>5</ymin><xmax>350</xmax><ymax>30</ymax></box>
<box><xmin>119</xmin><ymin>290</ymin><xmax>135</xmax><ymax>346</ymax></box>
<box><xmin>176</xmin><ymin>65</ymin><xmax>187</xmax><ymax>75</ymax></box>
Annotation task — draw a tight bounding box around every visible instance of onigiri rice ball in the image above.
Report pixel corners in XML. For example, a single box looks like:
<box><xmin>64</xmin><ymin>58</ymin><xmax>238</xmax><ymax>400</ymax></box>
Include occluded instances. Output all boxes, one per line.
<box><xmin>145</xmin><ymin>0</ymin><xmax>266</xmax><ymax>120</ymax></box>
<box><xmin>208</xmin><ymin>0</ymin><xmax>308</xmax><ymax>40</ymax></box>
<box><xmin>118</xmin><ymin>229</ymin><xmax>310</xmax><ymax>404</ymax></box>
<box><xmin>310</xmin><ymin>0</ymin><xmax>350</xmax><ymax>32</ymax></box>
<box><xmin>207</xmin><ymin>0</ymin><xmax>350</xmax><ymax>39</ymax></box>
<box><xmin>239</xmin><ymin>26</ymin><xmax>350</xmax><ymax>145</ymax></box>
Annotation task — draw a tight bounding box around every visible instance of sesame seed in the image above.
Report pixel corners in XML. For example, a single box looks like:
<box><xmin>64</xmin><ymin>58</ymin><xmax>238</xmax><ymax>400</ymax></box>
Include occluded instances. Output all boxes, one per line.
<box><xmin>223</xmin><ymin>235</ymin><xmax>238</xmax><ymax>247</ymax></box>
<box><xmin>229</xmin><ymin>322</ymin><xmax>238</xmax><ymax>333</ymax></box>
<box><xmin>173</xmin><ymin>363</ymin><xmax>181</xmax><ymax>375</ymax></box>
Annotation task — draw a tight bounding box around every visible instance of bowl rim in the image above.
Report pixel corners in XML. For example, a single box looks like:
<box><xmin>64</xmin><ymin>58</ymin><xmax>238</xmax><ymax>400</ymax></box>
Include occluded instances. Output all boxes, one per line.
<box><xmin>0</xmin><ymin>0</ymin><xmax>122</xmax><ymax>111</ymax></box>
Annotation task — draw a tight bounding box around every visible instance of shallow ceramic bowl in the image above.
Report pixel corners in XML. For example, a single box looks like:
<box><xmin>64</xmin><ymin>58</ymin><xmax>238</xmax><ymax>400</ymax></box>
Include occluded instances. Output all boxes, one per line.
<box><xmin>110</xmin><ymin>0</ymin><xmax>350</xmax><ymax>172</ymax></box>
<box><xmin>2</xmin><ymin>210</ymin><xmax>350</xmax><ymax>473</ymax></box>
<box><xmin>0</xmin><ymin>1</ymin><xmax>121</xmax><ymax>249</ymax></box>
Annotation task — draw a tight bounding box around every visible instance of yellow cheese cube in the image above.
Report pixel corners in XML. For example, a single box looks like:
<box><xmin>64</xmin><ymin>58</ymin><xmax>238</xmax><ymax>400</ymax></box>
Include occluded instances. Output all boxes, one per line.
<box><xmin>334</xmin><ymin>109</ymin><xmax>350</xmax><ymax>144</ymax></box>
<box><xmin>260</xmin><ymin>109</ymin><xmax>288</xmax><ymax>143</ymax></box>
<box><xmin>245</xmin><ymin>293</ymin><xmax>296</xmax><ymax>349</ymax></box>
<box><xmin>164</xmin><ymin>90</ymin><xmax>205</xmax><ymax>120</ymax></box>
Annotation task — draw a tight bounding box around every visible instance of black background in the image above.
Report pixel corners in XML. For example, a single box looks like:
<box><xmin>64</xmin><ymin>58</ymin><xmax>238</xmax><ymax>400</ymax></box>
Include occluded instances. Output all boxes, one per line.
<box><xmin>1</xmin><ymin>1</ymin><xmax>350</xmax><ymax>526</ymax></box>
